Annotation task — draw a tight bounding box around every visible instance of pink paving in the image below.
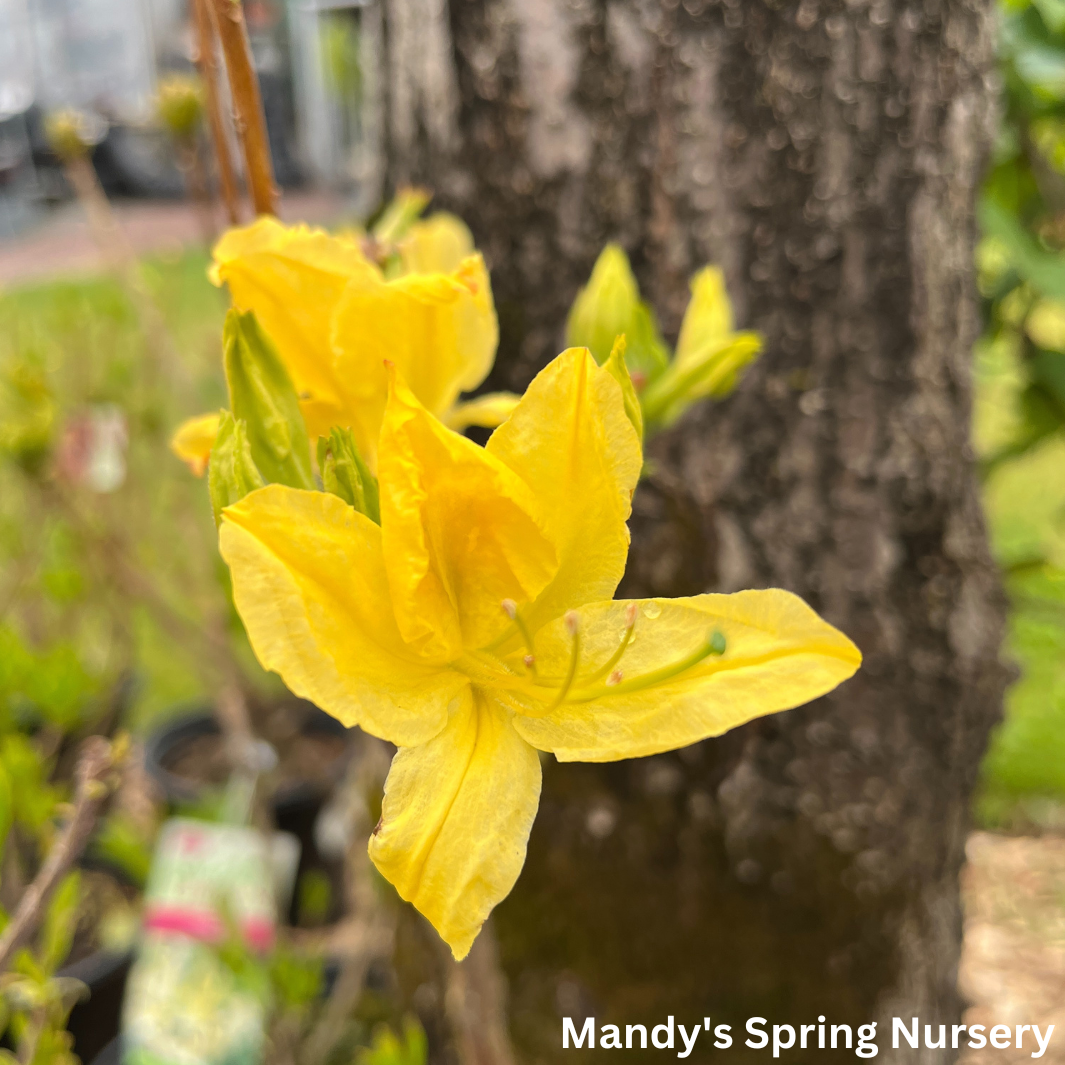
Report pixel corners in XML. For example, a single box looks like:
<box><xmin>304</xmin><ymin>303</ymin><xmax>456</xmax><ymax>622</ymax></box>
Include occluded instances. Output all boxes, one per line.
<box><xmin>0</xmin><ymin>191</ymin><xmax>345</xmax><ymax>289</ymax></box>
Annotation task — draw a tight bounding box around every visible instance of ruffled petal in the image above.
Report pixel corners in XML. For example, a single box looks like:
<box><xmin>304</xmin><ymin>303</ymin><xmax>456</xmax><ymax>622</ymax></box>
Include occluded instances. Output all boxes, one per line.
<box><xmin>330</xmin><ymin>254</ymin><xmax>498</xmax><ymax>464</ymax></box>
<box><xmin>377</xmin><ymin>373</ymin><xmax>556</xmax><ymax>658</ymax></box>
<box><xmin>444</xmin><ymin>392</ymin><xmax>521</xmax><ymax>431</ymax></box>
<box><xmin>509</xmin><ymin>589</ymin><xmax>862</xmax><ymax>761</ymax></box>
<box><xmin>219</xmin><ymin>484</ymin><xmax>462</xmax><ymax>746</ymax></box>
<box><xmin>211</xmin><ymin>218</ymin><xmax>376</xmax><ymax>418</ymax></box>
<box><xmin>399</xmin><ymin>212</ymin><xmax>475</xmax><ymax>275</ymax></box>
<box><xmin>369</xmin><ymin>690</ymin><xmax>541</xmax><ymax>960</ymax></box>
<box><xmin>486</xmin><ymin>347</ymin><xmax>642</xmax><ymax>630</ymax></box>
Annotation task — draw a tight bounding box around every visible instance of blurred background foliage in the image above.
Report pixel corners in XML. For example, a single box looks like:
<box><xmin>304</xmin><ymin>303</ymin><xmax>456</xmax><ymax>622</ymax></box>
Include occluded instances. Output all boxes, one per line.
<box><xmin>974</xmin><ymin>0</ymin><xmax>1065</xmax><ymax>825</ymax></box>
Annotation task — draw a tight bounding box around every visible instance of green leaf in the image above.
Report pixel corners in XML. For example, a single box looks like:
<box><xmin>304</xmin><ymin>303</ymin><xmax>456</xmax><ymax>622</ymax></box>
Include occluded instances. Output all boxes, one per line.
<box><xmin>208</xmin><ymin>412</ymin><xmax>266</xmax><ymax>526</ymax></box>
<box><xmin>223</xmin><ymin>309</ymin><xmax>314</xmax><ymax>490</ymax></box>
<box><xmin>979</xmin><ymin>197</ymin><xmax>1065</xmax><ymax>299</ymax></box>
<box><xmin>316</xmin><ymin>427</ymin><xmax>380</xmax><ymax>522</ymax></box>
<box><xmin>40</xmin><ymin>872</ymin><xmax>80</xmax><ymax>973</ymax></box>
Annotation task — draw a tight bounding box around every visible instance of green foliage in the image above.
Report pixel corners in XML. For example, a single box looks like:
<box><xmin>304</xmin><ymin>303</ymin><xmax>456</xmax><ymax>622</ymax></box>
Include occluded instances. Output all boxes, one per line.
<box><xmin>357</xmin><ymin>1017</ymin><xmax>428</xmax><ymax>1065</ymax></box>
<box><xmin>223</xmin><ymin>309</ymin><xmax>314</xmax><ymax>491</ymax></box>
<box><xmin>318</xmin><ymin>427</ymin><xmax>380</xmax><ymax>523</ymax></box>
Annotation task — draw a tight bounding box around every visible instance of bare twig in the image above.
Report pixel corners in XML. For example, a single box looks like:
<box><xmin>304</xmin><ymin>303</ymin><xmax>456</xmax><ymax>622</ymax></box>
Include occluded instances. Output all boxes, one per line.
<box><xmin>298</xmin><ymin>739</ymin><xmax>394</xmax><ymax>1065</ymax></box>
<box><xmin>444</xmin><ymin>921</ymin><xmax>518</xmax><ymax>1065</ymax></box>
<box><xmin>0</xmin><ymin>738</ymin><xmax>117</xmax><ymax>973</ymax></box>
<box><xmin>208</xmin><ymin>0</ymin><xmax>277</xmax><ymax>217</ymax></box>
<box><xmin>192</xmin><ymin>0</ymin><xmax>242</xmax><ymax>225</ymax></box>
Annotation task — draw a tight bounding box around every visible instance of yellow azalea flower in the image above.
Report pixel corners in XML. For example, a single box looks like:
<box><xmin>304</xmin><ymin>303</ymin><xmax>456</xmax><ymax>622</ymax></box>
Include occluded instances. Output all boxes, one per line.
<box><xmin>218</xmin><ymin>349</ymin><xmax>861</xmax><ymax>959</ymax></box>
<box><xmin>398</xmin><ymin>212</ymin><xmax>475</xmax><ymax>275</ymax></box>
<box><xmin>207</xmin><ymin>216</ymin><xmax>509</xmax><ymax>465</ymax></box>
<box><xmin>170</xmin><ymin>411</ymin><xmax>221</xmax><ymax>476</ymax></box>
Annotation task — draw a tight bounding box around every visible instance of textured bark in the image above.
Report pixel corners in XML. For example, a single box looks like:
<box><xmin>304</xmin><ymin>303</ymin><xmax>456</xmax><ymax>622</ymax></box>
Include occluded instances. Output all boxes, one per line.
<box><xmin>370</xmin><ymin>1</ymin><xmax>1010</xmax><ymax>1061</ymax></box>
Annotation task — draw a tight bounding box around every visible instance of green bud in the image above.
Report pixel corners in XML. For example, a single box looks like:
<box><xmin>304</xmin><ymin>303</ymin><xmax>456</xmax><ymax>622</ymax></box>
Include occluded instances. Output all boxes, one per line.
<box><xmin>317</xmin><ymin>427</ymin><xmax>380</xmax><ymax>523</ymax></box>
<box><xmin>209</xmin><ymin>411</ymin><xmax>265</xmax><ymax>526</ymax></box>
<box><xmin>156</xmin><ymin>73</ymin><xmax>205</xmax><ymax>140</ymax></box>
<box><xmin>372</xmin><ymin>187</ymin><xmax>431</xmax><ymax>244</ymax></box>
<box><xmin>640</xmin><ymin>333</ymin><xmax>762</xmax><ymax>433</ymax></box>
<box><xmin>566</xmin><ymin>244</ymin><xmax>669</xmax><ymax>379</ymax></box>
<box><xmin>603</xmin><ymin>336</ymin><xmax>643</xmax><ymax>443</ymax></box>
<box><xmin>223</xmin><ymin>309</ymin><xmax>314</xmax><ymax>490</ymax></box>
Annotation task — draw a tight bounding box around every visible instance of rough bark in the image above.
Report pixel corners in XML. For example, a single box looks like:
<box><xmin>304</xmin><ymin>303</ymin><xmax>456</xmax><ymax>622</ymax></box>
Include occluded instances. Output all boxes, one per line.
<box><xmin>370</xmin><ymin>1</ymin><xmax>1010</xmax><ymax>1061</ymax></box>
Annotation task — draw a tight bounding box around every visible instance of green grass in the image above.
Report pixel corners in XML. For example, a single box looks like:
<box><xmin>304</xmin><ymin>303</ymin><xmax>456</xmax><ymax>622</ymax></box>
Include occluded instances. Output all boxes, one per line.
<box><xmin>973</xmin><ymin>332</ymin><xmax>1065</xmax><ymax>825</ymax></box>
<box><xmin>0</xmin><ymin>249</ymin><xmax>280</xmax><ymax>730</ymax></box>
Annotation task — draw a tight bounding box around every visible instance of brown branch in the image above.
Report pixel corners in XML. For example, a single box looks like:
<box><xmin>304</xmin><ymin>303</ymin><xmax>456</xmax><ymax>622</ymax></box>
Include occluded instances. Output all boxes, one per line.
<box><xmin>0</xmin><ymin>737</ymin><xmax>117</xmax><ymax>973</ymax></box>
<box><xmin>208</xmin><ymin>0</ymin><xmax>277</xmax><ymax>217</ymax></box>
<box><xmin>443</xmin><ymin>921</ymin><xmax>518</xmax><ymax>1065</ymax></box>
<box><xmin>192</xmin><ymin>0</ymin><xmax>242</xmax><ymax>226</ymax></box>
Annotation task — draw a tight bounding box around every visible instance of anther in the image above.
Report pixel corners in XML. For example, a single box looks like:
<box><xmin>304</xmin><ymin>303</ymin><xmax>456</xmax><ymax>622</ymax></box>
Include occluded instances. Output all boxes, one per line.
<box><xmin>564</xmin><ymin>610</ymin><xmax>580</xmax><ymax>636</ymax></box>
<box><xmin>501</xmin><ymin>598</ymin><xmax>518</xmax><ymax>620</ymax></box>
<box><xmin>625</xmin><ymin>602</ymin><xmax>638</xmax><ymax>626</ymax></box>
<box><xmin>523</xmin><ymin>654</ymin><xmax>536</xmax><ymax>671</ymax></box>
<box><xmin>607</xmin><ymin>670</ymin><xmax>623</xmax><ymax>686</ymax></box>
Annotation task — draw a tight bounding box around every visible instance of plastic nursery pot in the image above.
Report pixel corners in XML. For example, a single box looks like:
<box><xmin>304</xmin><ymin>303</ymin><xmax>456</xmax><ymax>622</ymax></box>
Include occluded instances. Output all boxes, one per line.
<box><xmin>144</xmin><ymin>699</ymin><xmax>352</xmax><ymax>924</ymax></box>
<box><xmin>60</xmin><ymin>949</ymin><xmax>133</xmax><ymax>1064</ymax></box>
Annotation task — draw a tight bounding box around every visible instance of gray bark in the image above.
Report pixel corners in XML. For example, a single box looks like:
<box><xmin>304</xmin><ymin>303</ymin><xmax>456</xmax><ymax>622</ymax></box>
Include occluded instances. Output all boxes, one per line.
<box><xmin>369</xmin><ymin>1</ymin><xmax>1010</xmax><ymax>1061</ymax></box>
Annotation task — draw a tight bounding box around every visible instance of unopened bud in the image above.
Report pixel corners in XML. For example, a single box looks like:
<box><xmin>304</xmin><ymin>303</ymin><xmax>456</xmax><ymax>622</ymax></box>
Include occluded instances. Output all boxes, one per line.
<box><xmin>224</xmin><ymin>309</ymin><xmax>314</xmax><ymax>491</ymax></box>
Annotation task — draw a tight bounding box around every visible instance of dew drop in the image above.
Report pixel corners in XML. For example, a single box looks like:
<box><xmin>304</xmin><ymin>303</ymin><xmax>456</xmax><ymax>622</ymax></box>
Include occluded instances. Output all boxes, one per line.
<box><xmin>642</xmin><ymin>602</ymin><xmax>662</xmax><ymax>619</ymax></box>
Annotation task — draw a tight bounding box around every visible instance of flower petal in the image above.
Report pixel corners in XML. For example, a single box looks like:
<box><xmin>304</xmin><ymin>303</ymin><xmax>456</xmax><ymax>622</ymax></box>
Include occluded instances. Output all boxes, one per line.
<box><xmin>509</xmin><ymin>589</ymin><xmax>862</xmax><ymax>761</ymax></box>
<box><xmin>369</xmin><ymin>690</ymin><xmax>541</xmax><ymax>960</ymax></box>
<box><xmin>399</xmin><ymin>212</ymin><xmax>475</xmax><ymax>275</ymax></box>
<box><xmin>211</xmin><ymin>218</ymin><xmax>376</xmax><ymax>430</ymax></box>
<box><xmin>170</xmin><ymin>411</ymin><xmax>221</xmax><ymax>476</ymax></box>
<box><xmin>378</xmin><ymin>374</ymin><xmax>557</xmax><ymax>657</ymax></box>
<box><xmin>219</xmin><ymin>483</ymin><xmax>462</xmax><ymax>746</ymax></box>
<box><xmin>486</xmin><ymin>347</ymin><xmax>642</xmax><ymax>629</ymax></box>
<box><xmin>444</xmin><ymin>392</ymin><xmax>521</xmax><ymax>431</ymax></box>
<box><xmin>330</xmin><ymin>254</ymin><xmax>498</xmax><ymax>463</ymax></box>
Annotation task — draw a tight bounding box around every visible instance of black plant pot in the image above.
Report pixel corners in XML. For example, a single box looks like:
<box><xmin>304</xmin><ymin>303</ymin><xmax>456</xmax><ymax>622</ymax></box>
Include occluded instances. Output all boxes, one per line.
<box><xmin>88</xmin><ymin>1036</ymin><xmax>121</xmax><ymax>1065</ymax></box>
<box><xmin>60</xmin><ymin>950</ymin><xmax>133</xmax><ymax>1064</ymax></box>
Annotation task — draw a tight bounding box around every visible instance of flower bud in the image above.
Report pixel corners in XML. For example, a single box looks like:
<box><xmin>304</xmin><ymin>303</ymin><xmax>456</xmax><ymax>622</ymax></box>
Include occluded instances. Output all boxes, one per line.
<box><xmin>156</xmin><ymin>74</ymin><xmax>205</xmax><ymax>140</ymax></box>
<box><xmin>317</xmin><ymin>427</ymin><xmax>380</xmax><ymax>523</ymax></box>
<box><xmin>566</xmin><ymin>244</ymin><xmax>669</xmax><ymax>379</ymax></box>
<box><xmin>208</xmin><ymin>412</ymin><xmax>264</xmax><ymax>526</ymax></box>
<box><xmin>223</xmin><ymin>309</ymin><xmax>314</xmax><ymax>491</ymax></box>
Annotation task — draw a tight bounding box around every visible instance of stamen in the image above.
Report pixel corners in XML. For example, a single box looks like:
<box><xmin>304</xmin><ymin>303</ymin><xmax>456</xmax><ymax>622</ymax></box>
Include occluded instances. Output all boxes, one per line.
<box><xmin>578</xmin><ymin>602</ymin><xmax>638</xmax><ymax>686</ymax></box>
<box><xmin>493</xmin><ymin>598</ymin><xmax>538</xmax><ymax>670</ymax></box>
<box><xmin>545</xmin><ymin>613</ymin><xmax>582</xmax><ymax>712</ymax></box>
<box><xmin>568</xmin><ymin>629</ymin><xmax>727</xmax><ymax>703</ymax></box>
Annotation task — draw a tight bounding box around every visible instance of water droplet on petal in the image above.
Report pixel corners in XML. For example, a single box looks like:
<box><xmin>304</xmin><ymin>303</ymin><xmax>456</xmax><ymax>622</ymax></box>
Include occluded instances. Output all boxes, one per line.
<box><xmin>642</xmin><ymin>602</ymin><xmax>662</xmax><ymax>619</ymax></box>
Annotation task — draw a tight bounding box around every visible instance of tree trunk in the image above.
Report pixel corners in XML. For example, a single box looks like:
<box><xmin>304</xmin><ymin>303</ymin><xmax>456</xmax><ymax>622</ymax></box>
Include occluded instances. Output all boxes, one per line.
<box><xmin>368</xmin><ymin>0</ymin><xmax>1010</xmax><ymax>1060</ymax></box>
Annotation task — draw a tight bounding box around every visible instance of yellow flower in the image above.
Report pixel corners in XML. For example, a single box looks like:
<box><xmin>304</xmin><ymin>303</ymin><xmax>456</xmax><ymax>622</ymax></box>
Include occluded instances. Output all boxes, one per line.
<box><xmin>218</xmin><ymin>348</ymin><xmax>861</xmax><ymax>959</ymax></box>
<box><xmin>170</xmin><ymin>411</ymin><xmax>222</xmax><ymax>476</ymax></box>
<box><xmin>205</xmin><ymin>216</ymin><xmax>510</xmax><ymax>464</ymax></box>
